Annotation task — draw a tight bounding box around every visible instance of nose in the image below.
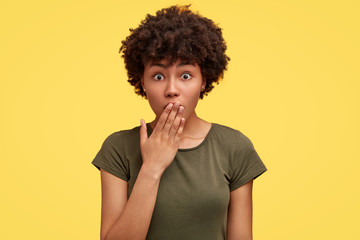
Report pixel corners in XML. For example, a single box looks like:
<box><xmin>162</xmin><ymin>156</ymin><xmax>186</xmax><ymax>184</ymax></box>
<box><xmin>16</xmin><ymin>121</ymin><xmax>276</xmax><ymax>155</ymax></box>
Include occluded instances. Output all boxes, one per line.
<box><xmin>165</xmin><ymin>78</ymin><xmax>180</xmax><ymax>98</ymax></box>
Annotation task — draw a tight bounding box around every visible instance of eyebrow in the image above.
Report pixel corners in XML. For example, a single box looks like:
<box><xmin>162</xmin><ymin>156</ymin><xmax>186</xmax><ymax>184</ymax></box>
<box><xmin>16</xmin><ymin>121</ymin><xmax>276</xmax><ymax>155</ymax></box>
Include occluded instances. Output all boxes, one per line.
<box><xmin>149</xmin><ymin>62</ymin><xmax>196</xmax><ymax>68</ymax></box>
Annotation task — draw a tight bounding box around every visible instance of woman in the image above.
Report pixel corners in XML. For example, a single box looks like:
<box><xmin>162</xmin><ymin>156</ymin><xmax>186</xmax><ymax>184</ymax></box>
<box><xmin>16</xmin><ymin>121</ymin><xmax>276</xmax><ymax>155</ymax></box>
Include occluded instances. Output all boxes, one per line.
<box><xmin>92</xmin><ymin>4</ymin><xmax>267</xmax><ymax>240</ymax></box>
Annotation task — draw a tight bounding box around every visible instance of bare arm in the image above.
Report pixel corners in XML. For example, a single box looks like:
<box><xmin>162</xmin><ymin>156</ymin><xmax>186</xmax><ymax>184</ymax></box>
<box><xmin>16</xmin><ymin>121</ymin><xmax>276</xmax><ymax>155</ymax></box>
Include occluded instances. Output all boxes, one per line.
<box><xmin>226</xmin><ymin>180</ymin><xmax>253</xmax><ymax>240</ymax></box>
<box><xmin>104</xmin><ymin>166</ymin><xmax>162</xmax><ymax>240</ymax></box>
<box><xmin>103</xmin><ymin>103</ymin><xmax>185</xmax><ymax>240</ymax></box>
<box><xmin>100</xmin><ymin>169</ymin><xmax>128</xmax><ymax>240</ymax></box>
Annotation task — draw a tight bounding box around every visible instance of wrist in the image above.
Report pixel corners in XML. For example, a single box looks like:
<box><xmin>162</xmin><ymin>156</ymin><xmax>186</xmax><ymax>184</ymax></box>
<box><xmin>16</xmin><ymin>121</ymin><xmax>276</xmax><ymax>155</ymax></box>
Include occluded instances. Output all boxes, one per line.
<box><xmin>139</xmin><ymin>163</ymin><xmax>164</xmax><ymax>181</ymax></box>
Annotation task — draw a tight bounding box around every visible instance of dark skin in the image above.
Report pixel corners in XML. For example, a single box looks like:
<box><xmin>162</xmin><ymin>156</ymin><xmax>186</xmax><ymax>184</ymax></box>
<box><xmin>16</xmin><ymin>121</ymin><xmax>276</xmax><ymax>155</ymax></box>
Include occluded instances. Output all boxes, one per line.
<box><xmin>141</xmin><ymin>58</ymin><xmax>212</xmax><ymax>150</ymax></box>
<box><xmin>100</xmin><ymin>59</ymin><xmax>253</xmax><ymax>240</ymax></box>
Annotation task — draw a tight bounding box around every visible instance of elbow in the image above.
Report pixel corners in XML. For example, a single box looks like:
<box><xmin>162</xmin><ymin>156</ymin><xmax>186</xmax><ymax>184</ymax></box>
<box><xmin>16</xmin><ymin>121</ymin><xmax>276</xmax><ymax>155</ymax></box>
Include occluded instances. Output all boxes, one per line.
<box><xmin>102</xmin><ymin>230</ymin><xmax>113</xmax><ymax>240</ymax></box>
<box><xmin>101</xmin><ymin>233</ymin><xmax>107</xmax><ymax>240</ymax></box>
<box><xmin>104</xmin><ymin>232</ymin><xmax>114</xmax><ymax>240</ymax></box>
<box><xmin>103</xmin><ymin>234</ymin><xmax>112</xmax><ymax>240</ymax></box>
<box><xmin>104</xmin><ymin>231</ymin><xmax>127</xmax><ymax>240</ymax></box>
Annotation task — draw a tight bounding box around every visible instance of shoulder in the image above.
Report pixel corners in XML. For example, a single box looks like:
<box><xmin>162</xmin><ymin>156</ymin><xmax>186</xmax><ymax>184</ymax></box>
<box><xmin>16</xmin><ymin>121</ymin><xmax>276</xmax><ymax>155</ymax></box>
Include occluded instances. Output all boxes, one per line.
<box><xmin>211</xmin><ymin>123</ymin><xmax>254</xmax><ymax>150</ymax></box>
<box><xmin>102</xmin><ymin>125</ymin><xmax>141</xmax><ymax>148</ymax></box>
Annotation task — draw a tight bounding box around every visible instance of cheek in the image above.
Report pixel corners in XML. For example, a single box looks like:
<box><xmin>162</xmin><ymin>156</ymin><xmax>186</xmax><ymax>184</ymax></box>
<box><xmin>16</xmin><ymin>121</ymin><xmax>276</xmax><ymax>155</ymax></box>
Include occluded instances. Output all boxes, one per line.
<box><xmin>147</xmin><ymin>95</ymin><xmax>163</xmax><ymax>116</ymax></box>
<box><xmin>183</xmin><ymin>91</ymin><xmax>201</xmax><ymax>111</ymax></box>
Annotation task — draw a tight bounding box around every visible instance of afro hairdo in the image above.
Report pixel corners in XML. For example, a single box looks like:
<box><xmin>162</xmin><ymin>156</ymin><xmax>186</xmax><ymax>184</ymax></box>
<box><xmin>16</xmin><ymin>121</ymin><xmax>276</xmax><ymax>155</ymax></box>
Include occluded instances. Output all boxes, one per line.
<box><xmin>119</xmin><ymin>4</ymin><xmax>230</xmax><ymax>99</ymax></box>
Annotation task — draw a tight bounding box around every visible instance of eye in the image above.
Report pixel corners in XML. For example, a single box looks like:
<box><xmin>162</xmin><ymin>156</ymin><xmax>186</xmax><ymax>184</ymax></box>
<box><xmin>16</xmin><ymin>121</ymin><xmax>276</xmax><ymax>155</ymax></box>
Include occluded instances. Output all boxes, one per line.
<box><xmin>153</xmin><ymin>73</ymin><xmax>164</xmax><ymax>81</ymax></box>
<box><xmin>181</xmin><ymin>73</ymin><xmax>192</xmax><ymax>80</ymax></box>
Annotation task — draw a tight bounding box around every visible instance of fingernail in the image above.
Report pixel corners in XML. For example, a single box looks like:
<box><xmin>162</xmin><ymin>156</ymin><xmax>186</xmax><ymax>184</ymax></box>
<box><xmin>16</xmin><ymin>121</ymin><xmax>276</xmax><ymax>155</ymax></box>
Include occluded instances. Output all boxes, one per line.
<box><xmin>178</xmin><ymin>106</ymin><xmax>184</xmax><ymax>113</ymax></box>
<box><xmin>167</xmin><ymin>103</ymin><xmax>173</xmax><ymax>109</ymax></box>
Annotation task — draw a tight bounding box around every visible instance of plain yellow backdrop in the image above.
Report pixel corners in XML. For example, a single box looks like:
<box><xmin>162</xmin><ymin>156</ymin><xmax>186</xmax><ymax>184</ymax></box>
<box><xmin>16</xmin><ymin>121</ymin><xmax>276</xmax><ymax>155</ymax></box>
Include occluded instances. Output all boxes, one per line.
<box><xmin>1</xmin><ymin>0</ymin><xmax>359</xmax><ymax>239</ymax></box>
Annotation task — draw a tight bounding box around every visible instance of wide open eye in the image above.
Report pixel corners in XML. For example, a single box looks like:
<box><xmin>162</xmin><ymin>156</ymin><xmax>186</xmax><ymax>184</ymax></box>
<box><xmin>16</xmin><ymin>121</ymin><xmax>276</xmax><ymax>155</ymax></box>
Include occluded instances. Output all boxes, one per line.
<box><xmin>153</xmin><ymin>73</ymin><xmax>164</xmax><ymax>81</ymax></box>
<box><xmin>181</xmin><ymin>73</ymin><xmax>192</xmax><ymax>80</ymax></box>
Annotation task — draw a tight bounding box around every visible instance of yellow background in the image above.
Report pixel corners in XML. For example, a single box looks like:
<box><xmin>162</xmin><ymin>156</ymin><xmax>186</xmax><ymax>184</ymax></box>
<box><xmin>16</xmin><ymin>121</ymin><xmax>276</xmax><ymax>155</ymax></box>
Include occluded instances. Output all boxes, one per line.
<box><xmin>1</xmin><ymin>0</ymin><xmax>359</xmax><ymax>239</ymax></box>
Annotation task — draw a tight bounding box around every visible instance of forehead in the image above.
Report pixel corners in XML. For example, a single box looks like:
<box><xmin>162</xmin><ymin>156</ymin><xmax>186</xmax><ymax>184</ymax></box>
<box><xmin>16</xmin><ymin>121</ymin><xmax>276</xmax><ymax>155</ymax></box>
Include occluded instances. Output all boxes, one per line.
<box><xmin>145</xmin><ymin>58</ymin><xmax>197</xmax><ymax>69</ymax></box>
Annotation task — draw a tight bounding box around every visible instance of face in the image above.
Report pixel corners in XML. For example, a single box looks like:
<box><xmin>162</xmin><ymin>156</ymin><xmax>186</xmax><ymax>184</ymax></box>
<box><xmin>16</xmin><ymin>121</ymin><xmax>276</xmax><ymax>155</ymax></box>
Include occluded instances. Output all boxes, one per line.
<box><xmin>141</xmin><ymin>58</ymin><xmax>206</xmax><ymax>121</ymax></box>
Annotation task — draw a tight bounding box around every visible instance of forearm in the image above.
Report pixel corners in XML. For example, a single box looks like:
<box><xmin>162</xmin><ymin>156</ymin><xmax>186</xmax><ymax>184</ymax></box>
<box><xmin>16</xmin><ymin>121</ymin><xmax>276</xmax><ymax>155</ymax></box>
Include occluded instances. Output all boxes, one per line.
<box><xmin>106</xmin><ymin>165</ymin><xmax>163</xmax><ymax>240</ymax></box>
<box><xmin>106</xmin><ymin>105</ymin><xmax>183</xmax><ymax>239</ymax></box>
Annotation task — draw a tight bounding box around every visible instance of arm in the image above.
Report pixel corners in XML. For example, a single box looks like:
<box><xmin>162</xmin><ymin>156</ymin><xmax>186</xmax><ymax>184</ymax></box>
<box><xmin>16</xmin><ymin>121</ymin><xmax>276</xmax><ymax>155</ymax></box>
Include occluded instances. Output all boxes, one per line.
<box><xmin>103</xmin><ymin>165</ymin><xmax>162</xmax><ymax>240</ymax></box>
<box><xmin>226</xmin><ymin>180</ymin><xmax>253</xmax><ymax>240</ymax></box>
<box><xmin>100</xmin><ymin>169</ymin><xmax>128</xmax><ymax>240</ymax></box>
<box><xmin>102</xmin><ymin>103</ymin><xmax>185</xmax><ymax>240</ymax></box>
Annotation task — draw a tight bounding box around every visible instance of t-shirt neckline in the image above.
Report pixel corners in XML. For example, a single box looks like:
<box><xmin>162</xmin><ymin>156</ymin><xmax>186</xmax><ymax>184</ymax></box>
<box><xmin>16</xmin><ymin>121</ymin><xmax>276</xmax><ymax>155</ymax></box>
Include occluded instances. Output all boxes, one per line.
<box><xmin>146</xmin><ymin>122</ymin><xmax>215</xmax><ymax>152</ymax></box>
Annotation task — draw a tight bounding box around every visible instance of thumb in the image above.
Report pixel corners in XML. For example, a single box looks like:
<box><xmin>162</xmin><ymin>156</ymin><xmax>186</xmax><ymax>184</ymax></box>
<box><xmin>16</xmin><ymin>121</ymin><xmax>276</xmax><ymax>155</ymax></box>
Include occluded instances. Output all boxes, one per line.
<box><xmin>139</xmin><ymin>119</ymin><xmax>148</xmax><ymax>145</ymax></box>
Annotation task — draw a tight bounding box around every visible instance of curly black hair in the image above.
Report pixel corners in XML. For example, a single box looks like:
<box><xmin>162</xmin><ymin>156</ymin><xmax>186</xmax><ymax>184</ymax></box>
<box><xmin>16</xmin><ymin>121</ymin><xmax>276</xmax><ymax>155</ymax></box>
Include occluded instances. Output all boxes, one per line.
<box><xmin>119</xmin><ymin>4</ymin><xmax>230</xmax><ymax>99</ymax></box>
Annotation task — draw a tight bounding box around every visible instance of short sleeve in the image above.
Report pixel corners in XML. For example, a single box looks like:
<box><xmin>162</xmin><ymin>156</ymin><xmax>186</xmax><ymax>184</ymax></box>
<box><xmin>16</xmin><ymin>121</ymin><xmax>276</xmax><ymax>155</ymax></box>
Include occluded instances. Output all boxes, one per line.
<box><xmin>229</xmin><ymin>134</ymin><xmax>268</xmax><ymax>191</ymax></box>
<box><xmin>91</xmin><ymin>133</ymin><xmax>129</xmax><ymax>181</ymax></box>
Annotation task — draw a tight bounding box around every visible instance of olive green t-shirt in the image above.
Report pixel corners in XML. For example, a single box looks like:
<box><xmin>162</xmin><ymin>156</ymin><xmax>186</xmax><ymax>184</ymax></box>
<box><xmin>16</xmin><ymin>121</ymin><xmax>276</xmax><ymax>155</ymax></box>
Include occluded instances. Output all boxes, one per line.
<box><xmin>92</xmin><ymin>123</ymin><xmax>267</xmax><ymax>240</ymax></box>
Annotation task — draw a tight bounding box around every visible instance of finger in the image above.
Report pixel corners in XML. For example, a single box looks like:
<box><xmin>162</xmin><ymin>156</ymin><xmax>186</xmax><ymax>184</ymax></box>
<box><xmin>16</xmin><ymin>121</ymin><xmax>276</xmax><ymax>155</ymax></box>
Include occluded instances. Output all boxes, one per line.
<box><xmin>169</xmin><ymin>105</ymin><xmax>184</xmax><ymax>139</ymax></box>
<box><xmin>153</xmin><ymin>103</ymin><xmax>173</xmax><ymax>134</ymax></box>
<box><xmin>139</xmin><ymin>119</ymin><xmax>148</xmax><ymax>146</ymax></box>
<box><xmin>174</xmin><ymin>117</ymin><xmax>185</xmax><ymax>144</ymax></box>
<box><xmin>162</xmin><ymin>102</ymin><xmax>180</xmax><ymax>134</ymax></box>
